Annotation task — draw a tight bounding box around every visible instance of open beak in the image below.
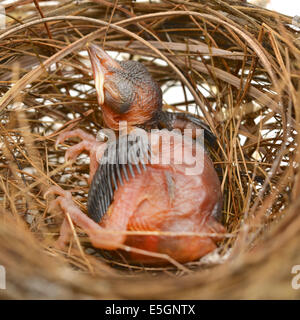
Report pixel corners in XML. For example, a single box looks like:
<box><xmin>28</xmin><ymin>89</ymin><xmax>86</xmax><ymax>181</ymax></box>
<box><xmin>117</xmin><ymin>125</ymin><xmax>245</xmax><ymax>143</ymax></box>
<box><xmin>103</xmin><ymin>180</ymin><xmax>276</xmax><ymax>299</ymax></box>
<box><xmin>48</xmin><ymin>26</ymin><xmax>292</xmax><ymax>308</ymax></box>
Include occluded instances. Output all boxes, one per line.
<box><xmin>87</xmin><ymin>43</ymin><xmax>120</xmax><ymax>106</ymax></box>
<box><xmin>87</xmin><ymin>44</ymin><xmax>106</xmax><ymax>105</ymax></box>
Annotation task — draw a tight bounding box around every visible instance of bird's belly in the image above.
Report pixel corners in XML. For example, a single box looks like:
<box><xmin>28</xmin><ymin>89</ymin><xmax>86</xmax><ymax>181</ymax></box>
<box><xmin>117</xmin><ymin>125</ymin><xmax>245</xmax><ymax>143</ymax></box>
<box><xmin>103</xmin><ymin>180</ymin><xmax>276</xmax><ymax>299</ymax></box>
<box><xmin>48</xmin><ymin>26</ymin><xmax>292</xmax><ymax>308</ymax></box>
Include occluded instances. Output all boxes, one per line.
<box><xmin>106</xmin><ymin>151</ymin><xmax>224</xmax><ymax>264</ymax></box>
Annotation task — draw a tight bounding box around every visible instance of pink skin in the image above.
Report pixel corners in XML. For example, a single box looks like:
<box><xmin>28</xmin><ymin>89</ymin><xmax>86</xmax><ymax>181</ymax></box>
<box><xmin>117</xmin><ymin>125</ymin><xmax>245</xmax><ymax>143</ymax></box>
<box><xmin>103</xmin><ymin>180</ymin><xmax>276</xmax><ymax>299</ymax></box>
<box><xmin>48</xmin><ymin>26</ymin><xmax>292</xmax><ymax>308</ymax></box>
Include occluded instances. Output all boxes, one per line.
<box><xmin>46</xmin><ymin>129</ymin><xmax>225</xmax><ymax>265</ymax></box>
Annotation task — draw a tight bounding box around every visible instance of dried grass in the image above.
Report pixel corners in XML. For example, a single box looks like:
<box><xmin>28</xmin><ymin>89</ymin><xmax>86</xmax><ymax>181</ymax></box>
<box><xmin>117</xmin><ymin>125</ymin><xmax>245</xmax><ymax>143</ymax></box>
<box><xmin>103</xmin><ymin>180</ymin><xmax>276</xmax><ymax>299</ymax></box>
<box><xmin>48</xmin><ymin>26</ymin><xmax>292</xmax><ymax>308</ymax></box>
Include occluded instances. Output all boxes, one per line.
<box><xmin>0</xmin><ymin>0</ymin><xmax>300</xmax><ymax>299</ymax></box>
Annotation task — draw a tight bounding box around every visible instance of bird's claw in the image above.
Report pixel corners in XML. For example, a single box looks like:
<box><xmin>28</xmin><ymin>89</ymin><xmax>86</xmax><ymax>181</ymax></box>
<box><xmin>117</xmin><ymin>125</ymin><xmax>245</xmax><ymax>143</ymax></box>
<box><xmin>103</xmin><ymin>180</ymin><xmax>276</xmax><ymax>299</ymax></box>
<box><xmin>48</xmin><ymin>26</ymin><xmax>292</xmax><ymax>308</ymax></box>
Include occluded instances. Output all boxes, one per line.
<box><xmin>64</xmin><ymin>144</ymin><xmax>85</xmax><ymax>163</ymax></box>
<box><xmin>55</xmin><ymin>129</ymin><xmax>97</xmax><ymax>158</ymax></box>
<box><xmin>54</xmin><ymin>129</ymin><xmax>105</xmax><ymax>182</ymax></box>
<box><xmin>44</xmin><ymin>185</ymin><xmax>72</xmax><ymax>201</ymax></box>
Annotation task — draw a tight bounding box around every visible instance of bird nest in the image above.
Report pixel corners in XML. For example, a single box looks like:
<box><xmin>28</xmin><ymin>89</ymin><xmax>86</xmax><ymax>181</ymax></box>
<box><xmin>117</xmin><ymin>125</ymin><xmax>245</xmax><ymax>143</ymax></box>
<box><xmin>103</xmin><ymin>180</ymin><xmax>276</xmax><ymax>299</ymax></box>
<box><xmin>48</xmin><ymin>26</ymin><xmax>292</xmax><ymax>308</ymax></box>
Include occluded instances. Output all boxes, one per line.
<box><xmin>0</xmin><ymin>0</ymin><xmax>300</xmax><ymax>299</ymax></box>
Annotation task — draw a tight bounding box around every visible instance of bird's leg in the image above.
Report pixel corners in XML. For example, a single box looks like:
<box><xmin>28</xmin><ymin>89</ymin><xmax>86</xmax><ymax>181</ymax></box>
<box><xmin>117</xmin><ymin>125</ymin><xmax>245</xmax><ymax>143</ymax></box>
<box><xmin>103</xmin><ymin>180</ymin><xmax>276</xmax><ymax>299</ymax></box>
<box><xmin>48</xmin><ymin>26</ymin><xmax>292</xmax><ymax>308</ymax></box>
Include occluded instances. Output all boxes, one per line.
<box><xmin>46</xmin><ymin>185</ymin><xmax>187</xmax><ymax>268</ymax></box>
<box><xmin>56</xmin><ymin>129</ymin><xmax>107</xmax><ymax>183</ymax></box>
<box><xmin>46</xmin><ymin>186</ymin><xmax>191</xmax><ymax>270</ymax></box>
<box><xmin>46</xmin><ymin>193</ymin><xmax>72</xmax><ymax>248</ymax></box>
<box><xmin>45</xmin><ymin>186</ymin><xmax>128</xmax><ymax>250</ymax></box>
<box><xmin>56</xmin><ymin>217</ymin><xmax>73</xmax><ymax>249</ymax></box>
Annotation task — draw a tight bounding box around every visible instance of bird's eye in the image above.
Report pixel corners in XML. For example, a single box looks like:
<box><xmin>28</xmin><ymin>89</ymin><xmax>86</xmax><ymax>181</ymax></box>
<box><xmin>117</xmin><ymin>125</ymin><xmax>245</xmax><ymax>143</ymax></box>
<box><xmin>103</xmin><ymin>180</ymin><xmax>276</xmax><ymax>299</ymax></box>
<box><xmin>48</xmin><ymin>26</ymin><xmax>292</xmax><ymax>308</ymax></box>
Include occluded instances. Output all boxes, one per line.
<box><xmin>100</xmin><ymin>74</ymin><xmax>135</xmax><ymax>114</ymax></box>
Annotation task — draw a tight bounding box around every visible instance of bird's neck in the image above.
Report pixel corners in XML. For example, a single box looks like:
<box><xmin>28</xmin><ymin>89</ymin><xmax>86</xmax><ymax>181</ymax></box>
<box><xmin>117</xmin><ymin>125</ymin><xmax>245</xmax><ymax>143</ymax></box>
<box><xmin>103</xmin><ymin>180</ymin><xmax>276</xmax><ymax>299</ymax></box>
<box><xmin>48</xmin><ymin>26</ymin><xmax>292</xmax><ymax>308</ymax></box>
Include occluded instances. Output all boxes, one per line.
<box><xmin>101</xmin><ymin>103</ymin><xmax>162</xmax><ymax>131</ymax></box>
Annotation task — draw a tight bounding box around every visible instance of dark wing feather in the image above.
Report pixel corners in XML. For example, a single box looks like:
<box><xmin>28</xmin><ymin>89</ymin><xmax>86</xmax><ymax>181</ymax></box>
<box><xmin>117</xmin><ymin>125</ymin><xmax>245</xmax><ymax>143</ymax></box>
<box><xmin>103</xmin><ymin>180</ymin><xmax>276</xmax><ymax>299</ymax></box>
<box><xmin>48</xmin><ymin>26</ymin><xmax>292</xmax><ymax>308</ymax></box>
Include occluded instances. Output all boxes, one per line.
<box><xmin>158</xmin><ymin>111</ymin><xmax>217</xmax><ymax>147</ymax></box>
<box><xmin>87</xmin><ymin>134</ymin><xmax>151</xmax><ymax>223</ymax></box>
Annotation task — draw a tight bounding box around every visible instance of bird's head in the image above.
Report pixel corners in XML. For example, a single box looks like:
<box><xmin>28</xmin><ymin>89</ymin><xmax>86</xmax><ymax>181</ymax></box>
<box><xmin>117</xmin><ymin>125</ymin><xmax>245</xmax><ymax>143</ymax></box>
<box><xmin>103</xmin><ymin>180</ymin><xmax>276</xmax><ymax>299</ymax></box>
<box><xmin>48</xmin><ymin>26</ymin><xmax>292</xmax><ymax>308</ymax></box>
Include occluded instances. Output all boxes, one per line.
<box><xmin>87</xmin><ymin>43</ymin><xmax>162</xmax><ymax>128</ymax></box>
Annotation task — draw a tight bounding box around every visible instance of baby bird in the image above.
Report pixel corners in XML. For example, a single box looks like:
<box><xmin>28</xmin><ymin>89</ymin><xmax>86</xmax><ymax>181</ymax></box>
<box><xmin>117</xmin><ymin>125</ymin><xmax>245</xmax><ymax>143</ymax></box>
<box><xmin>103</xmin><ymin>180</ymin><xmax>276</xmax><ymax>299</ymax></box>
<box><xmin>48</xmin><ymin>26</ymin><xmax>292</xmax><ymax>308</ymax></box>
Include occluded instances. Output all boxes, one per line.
<box><xmin>46</xmin><ymin>43</ymin><xmax>225</xmax><ymax>265</ymax></box>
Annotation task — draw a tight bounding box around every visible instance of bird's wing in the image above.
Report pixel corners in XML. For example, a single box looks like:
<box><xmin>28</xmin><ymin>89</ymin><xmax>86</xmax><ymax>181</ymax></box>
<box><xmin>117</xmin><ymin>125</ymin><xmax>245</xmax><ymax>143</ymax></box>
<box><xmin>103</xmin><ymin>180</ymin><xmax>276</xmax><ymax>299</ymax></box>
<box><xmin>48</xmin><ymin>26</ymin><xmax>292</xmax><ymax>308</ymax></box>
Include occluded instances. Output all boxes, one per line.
<box><xmin>158</xmin><ymin>111</ymin><xmax>217</xmax><ymax>148</ymax></box>
<box><xmin>87</xmin><ymin>134</ymin><xmax>151</xmax><ymax>223</ymax></box>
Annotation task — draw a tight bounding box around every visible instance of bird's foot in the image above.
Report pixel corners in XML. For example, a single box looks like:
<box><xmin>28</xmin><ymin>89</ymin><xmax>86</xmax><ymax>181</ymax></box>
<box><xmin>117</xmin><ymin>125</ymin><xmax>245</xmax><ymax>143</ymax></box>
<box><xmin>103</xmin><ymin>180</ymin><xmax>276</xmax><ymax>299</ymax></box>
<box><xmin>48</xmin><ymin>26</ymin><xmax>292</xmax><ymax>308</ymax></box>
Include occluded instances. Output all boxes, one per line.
<box><xmin>45</xmin><ymin>186</ymin><xmax>123</xmax><ymax>251</ymax></box>
<box><xmin>56</xmin><ymin>128</ymin><xmax>107</xmax><ymax>183</ymax></box>
<box><xmin>45</xmin><ymin>186</ymin><xmax>82</xmax><ymax>249</ymax></box>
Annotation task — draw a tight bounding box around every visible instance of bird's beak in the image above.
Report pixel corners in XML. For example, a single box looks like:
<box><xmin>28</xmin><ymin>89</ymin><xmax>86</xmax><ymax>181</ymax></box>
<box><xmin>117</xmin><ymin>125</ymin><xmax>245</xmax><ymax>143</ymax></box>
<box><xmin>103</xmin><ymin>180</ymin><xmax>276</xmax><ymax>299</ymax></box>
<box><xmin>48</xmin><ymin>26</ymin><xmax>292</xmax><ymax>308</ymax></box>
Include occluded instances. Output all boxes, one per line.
<box><xmin>87</xmin><ymin>43</ymin><xmax>120</xmax><ymax>106</ymax></box>
<box><xmin>87</xmin><ymin>44</ymin><xmax>106</xmax><ymax>105</ymax></box>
